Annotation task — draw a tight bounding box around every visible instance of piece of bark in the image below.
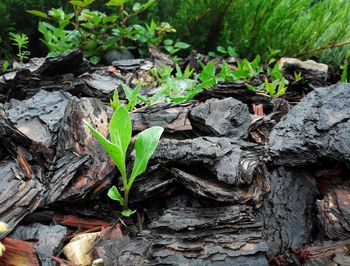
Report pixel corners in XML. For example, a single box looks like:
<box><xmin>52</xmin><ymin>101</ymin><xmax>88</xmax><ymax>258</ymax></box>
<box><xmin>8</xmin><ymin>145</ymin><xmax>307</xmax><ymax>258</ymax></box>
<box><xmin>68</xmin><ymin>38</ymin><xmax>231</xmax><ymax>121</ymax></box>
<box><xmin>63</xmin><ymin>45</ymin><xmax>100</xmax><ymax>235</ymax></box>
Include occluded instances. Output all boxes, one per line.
<box><xmin>316</xmin><ymin>183</ymin><xmax>350</xmax><ymax>240</ymax></box>
<box><xmin>80</xmin><ymin>70</ymin><xmax>124</xmax><ymax>99</ymax></box>
<box><xmin>131</xmin><ymin>102</ymin><xmax>194</xmax><ymax>133</ymax></box>
<box><xmin>166</xmin><ymin>167</ymin><xmax>269</xmax><ymax>207</ymax></box>
<box><xmin>95</xmin><ymin>205</ymin><xmax>269</xmax><ymax>265</ymax></box>
<box><xmin>5</xmin><ymin>90</ymin><xmax>72</xmax><ymax>148</ymax></box>
<box><xmin>128</xmin><ymin>166</ymin><xmax>177</xmax><ymax>205</ymax></box>
<box><xmin>0</xmin><ymin>237</ymin><xmax>40</xmax><ymax>266</ymax></box>
<box><xmin>53</xmin><ymin>214</ymin><xmax>110</xmax><ymax>230</ymax></box>
<box><xmin>189</xmin><ymin>97</ymin><xmax>251</xmax><ymax>138</ymax></box>
<box><xmin>43</xmin><ymin>154</ymin><xmax>89</xmax><ymax>204</ymax></box>
<box><xmin>10</xmin><ymin>223</ymin><xmax>67</xmax><ymax>266</ymax></box>
<box><xmin>148</xmin><ymin>46</ymin><xmax>174</xmax><ymax>69</ymax></box>
<box><xmin>196</xmin><ymin>83</ymin><xmax>273</xmax><ymax>107</ymax></box>
<box><xmin>34</xmin><ymin>49</ymin><xmax>90</xmax><ymax>77</ymax></box>
<box><xmin>249</xmin><ymin>110</ymin><xmax>286</xmax><ymax>144</ymax></box>
<box><xmin>0</xmin><ymin>91</ymin><xmax>72</xmax><ymax>165</ymax></box>
<box><xmin>0</xmin><ymin>161</ymin><xmax>43</xmax><ymax>232</ymax></box>
<box><xmin>300</xmin><ymin>240</ymin><xmax>350</xmax><ymax>266</ymax></box>
<box><xmin>153</xmin><ymin>137</ymin><xmax>265</xmax><ymax>186</ymax></box>
<box><xmin>55</xmin><ymin>97</ymin><xmax>115</xmax><ymax>201</ymax></box>
<box><xmin>269</xmin><ymin>83</ymin><xmax>350</xmax><ymax>166</ymax></box>
<box><xmin>6</xmin><ymin>69</ymin><xmax>88</xmax><ymax>101</ymax></box>
<box><xmin>278</xmin><ymin>57</ymin><xmax>329</xmax><ymax>82</ymax></box>
<box><xmin>261</xmin><ymin>167</ymin><xmax>318</xmax><ymax>256</ymax></box>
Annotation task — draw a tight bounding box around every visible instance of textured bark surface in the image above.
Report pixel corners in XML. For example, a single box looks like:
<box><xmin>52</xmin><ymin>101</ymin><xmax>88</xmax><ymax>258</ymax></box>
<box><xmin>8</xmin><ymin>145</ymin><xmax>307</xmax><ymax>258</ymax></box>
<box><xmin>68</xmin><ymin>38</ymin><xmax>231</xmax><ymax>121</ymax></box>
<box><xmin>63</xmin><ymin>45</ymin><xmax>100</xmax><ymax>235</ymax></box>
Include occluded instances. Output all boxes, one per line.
<box><xmin>95</xmin><ymin>206</ymin><xmax>269</xmax><ymax>266</ymax></box>
<box><xmin>131</xmin><ymin>101</ymin><xmax>194</xmax><ymax>133</ymax></box>
<box><xmin>34</xmin><ymin>49</ymin><xmax>90</xmax><ymax>77</ymax></box>
<box><xmin>268</xmin><ymin>83</ymin><xmax>350</xmax><ymax>166</ymax></box>
<box><xmin>189</xmin><ymin>97</ymin><xmax>251</xmax><ymax>138</ymax></box>
<box><xmin>261</xmin><ymin>167</ymin><xmax>318</xmax><ymax>256</ymax></box>
<box><xmin>0</xmin><ymin>161</ymin><xmax>42</xmax><ymax>232</ymax></box>
<box><xmin>317</xmin><ymin>182</ymin><xmax>350</xmax><ymax>240</ymax></box>
<box><xmin>0</xmin><ymin>52</ymin><xmax>349</xmax><ymax>265</ymax></box>
<box><xmin>0</xmin><ymin>237</ymin><xmax>40</xmax><ymax>266</ymax></box>
<box><xmin>10</xmin><ymin>223</ymin><xmax>67</xmax><ymax>266</ymax></box>
<box><xmin>154</xmin><ymin>137</ymin><xmax>265</xmax><ymax>186</ymax></box>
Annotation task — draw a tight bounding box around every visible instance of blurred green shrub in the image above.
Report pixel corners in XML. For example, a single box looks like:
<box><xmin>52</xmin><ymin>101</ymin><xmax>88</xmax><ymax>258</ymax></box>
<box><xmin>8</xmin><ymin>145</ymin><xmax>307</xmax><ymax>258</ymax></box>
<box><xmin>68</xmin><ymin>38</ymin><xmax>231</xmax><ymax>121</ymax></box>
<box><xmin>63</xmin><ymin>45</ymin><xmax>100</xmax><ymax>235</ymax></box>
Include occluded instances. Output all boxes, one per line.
<box><xmin>28</xmin><ymin>0</ymin><xmax>180</xmax><ymax>64</ymax></box>
<box><xmin>0</xmin><ymin>0</ymin><xmax>71</xmax><ymax>59</ymax></box>
<box><xmin>151</xmin><ymin>0</ymin><xmax>350</xmax><ymax>65</ymax></box>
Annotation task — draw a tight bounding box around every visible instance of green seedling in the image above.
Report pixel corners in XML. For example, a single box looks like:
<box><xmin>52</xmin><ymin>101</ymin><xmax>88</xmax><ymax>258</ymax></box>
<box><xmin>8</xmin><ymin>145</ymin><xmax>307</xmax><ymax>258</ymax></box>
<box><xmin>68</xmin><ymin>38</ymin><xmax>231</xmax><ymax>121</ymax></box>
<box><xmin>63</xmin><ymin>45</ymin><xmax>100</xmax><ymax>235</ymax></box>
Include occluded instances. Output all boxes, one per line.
<box><xmin>84</xmin><ymin>105</ymin><xmax>164</xmax><ymax>217</ymax></box>
<box><xmin>198</xmin><ymin>62</ymin><xmax>217</xmax><ymax>87</ymax></box>
<box><xmin>121</xmin><ymin>83</ymin><xmax>142</xmax><ymax>111</ymax></box>
<box><xmin>263</xmin><ymin>78</ymin><xmax>287</xmax><ymax>97</ymax></box>
<box><xmin>268</xmin><ymin>63</ymin><xmax>284</xmax><ymax>81</ymax></box>
<box><xmin>9</xmin><ymin>32</ymin><xmax>30</xmax><ymax>63</ymax></box>
<box><xmin>341</xmin><ymin>52</ymin><xmax>349</xmax><ymax>83</ymax></box>
<box><xmin>2</xmin><ymin>61</ymin><xmax>9</xmax><ymax>72</ymax></box>
<box><xmin>294</xmin><ymin>71</ymin><xmax>302</xmax><ymax>81</ymax></box>
<box><xmin>341</xmin><ymin>63</ymin><xmax>348</xmax><ymax>83</ymax></box>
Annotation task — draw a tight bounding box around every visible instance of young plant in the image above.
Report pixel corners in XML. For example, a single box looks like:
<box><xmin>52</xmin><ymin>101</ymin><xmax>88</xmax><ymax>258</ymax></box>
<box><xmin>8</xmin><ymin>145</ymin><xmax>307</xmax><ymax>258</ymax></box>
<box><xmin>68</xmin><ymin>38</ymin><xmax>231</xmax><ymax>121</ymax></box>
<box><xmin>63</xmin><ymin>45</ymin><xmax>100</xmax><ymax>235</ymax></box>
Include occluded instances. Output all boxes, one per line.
<box><xmin>163</xmin><ymin>39</ymin><xmax>190</xmax><ymax>61</ymax></box>
<box><xmin>263</xmin><ymin>78</ymin><xmax>288</xmax><ymax>97</ymax></box>
<box><xmin>340</xmin><ymin>52</ymin><xmax>349</xmax><ymax>83</ymax></box>
<box><xmin>9</xmin><ymin>32</ymin><xmax>30</xmax><ymax>63</ymax></box>
<box><xmin>84</xmin><ymin>105</ymin><xmax>163</xmax><ymax>217</ymax></box>
<box><xmin>294</xmin><ymin>71</ymin><xmax>302</xmax><ymax>81</ymax></box>
<box><xmin>1</xmin><ymin>60</ymin><xmax>9</xmax><ymax>72</ymax></box>
<box><xmin>208</xmin><ymin>45</ymin><xmax>237</xmax><ymax>58</ymax></box>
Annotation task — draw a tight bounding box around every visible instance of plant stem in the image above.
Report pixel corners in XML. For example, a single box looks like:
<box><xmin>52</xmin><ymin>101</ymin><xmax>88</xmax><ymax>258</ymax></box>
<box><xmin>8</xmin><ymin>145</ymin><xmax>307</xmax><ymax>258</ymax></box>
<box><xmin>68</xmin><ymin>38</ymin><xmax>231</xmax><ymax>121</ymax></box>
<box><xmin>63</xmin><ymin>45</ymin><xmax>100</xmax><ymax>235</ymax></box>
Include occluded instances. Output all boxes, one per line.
<box><xmin>293</xmin><ymin>40</ymin><xmax>350</xmax><ymax>58</ymax></box>
<box><xmin>124</xmin><ymin>187</ymin><xmax>129</xmax><ymax>210</ymax></box>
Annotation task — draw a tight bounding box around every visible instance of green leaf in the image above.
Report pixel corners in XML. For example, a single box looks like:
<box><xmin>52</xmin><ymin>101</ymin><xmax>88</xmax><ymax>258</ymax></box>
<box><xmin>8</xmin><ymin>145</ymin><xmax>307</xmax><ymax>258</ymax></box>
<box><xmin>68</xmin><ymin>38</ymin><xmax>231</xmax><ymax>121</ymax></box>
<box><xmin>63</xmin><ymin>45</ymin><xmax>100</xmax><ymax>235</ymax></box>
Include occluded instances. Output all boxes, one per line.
<box><xmin>2</xmin><ymin>60</ymin><xmax>9</xmax><ymax>71</ymax></box>
<box><xmin>69</xmin><ymin>0</ymin><xmax>95</xmax><ymax>7</ymax></box>
<box><xmin>217</xmin><ymin>46</ymin><xmax>227</xmax><ymax>54</ymax></box>
<box><xmin>199</xmin><ymin>63</ymin><xmax>216</xmax><ymax>86</ymax></box>
<box><xmin>126</xmin><ymin>83</ymin><xmax>141</xmax><ymax>111</ymax></box>
<box><xmin>122</xmin><ymin>209</ymin><xmax>136</xmax><ymax>217</ymax></box>
<box><xmin>108</xmin><ymin>186</ymin><xmax>125</xmax><ymax>207</ymax></box>
<box><xmin>110</xmin><ymin>89</ymin><xmax>120</xmax><ymax>111</ymax></box>
<box><xmin>246</xmin><ymin>83</ymin><xmax>256</xmax><ymax>91</ymax></box>
<box><xmin>89</xmin><ymin>55</ymin><xmax>100</xmax><ymax>65</ymax></box>
<box><xmin>106</xmin><ymin>0</ymin><xmax>127</xmax><ymax>7</ymax></box>
<box><xmin>83</xmin><ymin>120</ymin><xmax>126</xmax><ymax>179</ymax></box>
<box><xmin>26</xmin><ymin>10</ymin><xmax>49</xmax><ymax>19</ymax></box>
<box><xmin>121</xmin><ymin>83</ymin><xmax>133</xmax><ymax>101</ymax></box>
<box><xmin>227</xmin><ymin>46</ymin><xmax>237</xmax><ymax>57</ymax></box>
<box><xmin>164</xmin><ymin>39</ymin><xmax>173</xmax><ymax>46</ymax></box>
<box><xmin>174</xmin><ymin>42</ymin><xmax>190</xmax><ymax>49</ymax></box>
<box><xmin>133</xmin><ymin>3</ymin><xmax>142</xmax><ymax>11</ymax></box>
<box><xmin>69</xmin><ymin>1</ymin><xmax>85</xmax><ymax>7</ymax></box>
<box><xmin>128</xmin><ymin>126</ymin><xmax>164</xmax><ymax>189</ymax></box>
<box><xmin>109</xmin><ymin>106</ymin><xmax>132</xmax><ymax>160</ymax></box>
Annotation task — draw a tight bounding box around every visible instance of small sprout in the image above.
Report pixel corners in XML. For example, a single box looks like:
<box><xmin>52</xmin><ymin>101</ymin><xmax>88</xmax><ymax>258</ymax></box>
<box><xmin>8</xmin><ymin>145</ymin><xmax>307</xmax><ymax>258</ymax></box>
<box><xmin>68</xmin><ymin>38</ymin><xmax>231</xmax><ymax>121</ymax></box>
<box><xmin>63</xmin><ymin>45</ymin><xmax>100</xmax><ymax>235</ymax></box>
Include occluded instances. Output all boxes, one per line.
<box><xmin>84</xmin><ymin>105</ymin><xmax>164</xmax><ymax>217</ymax></box>
<box><xmin>9</xmin><ymin>32</ymin><xmax>30</xmax><ymax>63</ymax></box>
<box><xmin>294</xmin><ymin>71</ymin><xmax>302</xmax><ymax>81</ymax></box>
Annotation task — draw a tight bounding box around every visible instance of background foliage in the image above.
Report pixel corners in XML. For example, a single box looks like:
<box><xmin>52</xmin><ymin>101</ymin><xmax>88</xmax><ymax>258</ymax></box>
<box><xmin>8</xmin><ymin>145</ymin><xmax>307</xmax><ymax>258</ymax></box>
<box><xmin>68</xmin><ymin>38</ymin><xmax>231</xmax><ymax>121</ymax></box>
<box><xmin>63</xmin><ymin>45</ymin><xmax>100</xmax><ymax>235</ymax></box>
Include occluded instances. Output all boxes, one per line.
<box><xmin>1</xmin><ymin>0</ymin><xmax>349</xmax><ymax>65</ymax></box>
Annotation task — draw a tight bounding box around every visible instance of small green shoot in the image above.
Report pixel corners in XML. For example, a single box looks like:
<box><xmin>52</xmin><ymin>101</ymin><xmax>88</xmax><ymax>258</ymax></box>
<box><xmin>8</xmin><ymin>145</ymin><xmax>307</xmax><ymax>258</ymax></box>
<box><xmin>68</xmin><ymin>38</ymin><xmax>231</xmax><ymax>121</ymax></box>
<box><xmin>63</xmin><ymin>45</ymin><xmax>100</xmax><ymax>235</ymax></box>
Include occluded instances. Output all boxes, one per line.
<box><xmin>84</xmin><ymin>105</ymin><xmax>164</xmax><ymax>217</ymax></box>
<box><xmin>9</xmin><ymin>32</ymin><xmax>30</xmax><ymax>63</ymax></box>
<box><xmin>2</xmin><ymin>61</ymin><xmax>9</xmax><ymax>72</ymax></box>
<box><xmin>110</xmin><ymin>89</ymin><xmax>120</xmax><ymax>111</ymax></box>
<box><xmin>294</xmin><ymin>71</ymin><xmax>302</xmax><ymax>81</ymax></box>
<box><xmin>263</xmin><ymin>78</ymin><xmax>288</xmax><ymax>97</ymax></box>
<box><xmin>121</xmin><ymin>83</ymin><xmax>142</xmax><ymax>111</ymax></box>
<box><xmin>340</xmin><ymin>53</ymin><xmax>349</xmax><ymax>83</ymax></box>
